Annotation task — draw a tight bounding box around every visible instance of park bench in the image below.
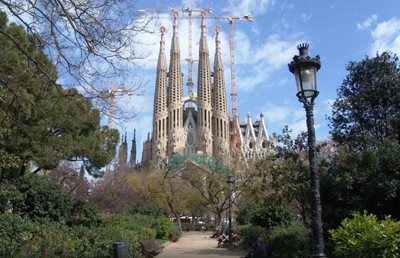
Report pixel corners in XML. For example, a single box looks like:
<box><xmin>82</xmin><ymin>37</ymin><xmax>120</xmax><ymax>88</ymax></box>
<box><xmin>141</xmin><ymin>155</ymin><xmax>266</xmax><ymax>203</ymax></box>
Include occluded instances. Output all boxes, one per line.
<box><xmin>141</xmin><ymin>239</ymin><xmax>164</xmax><ymax>257</ymax></box>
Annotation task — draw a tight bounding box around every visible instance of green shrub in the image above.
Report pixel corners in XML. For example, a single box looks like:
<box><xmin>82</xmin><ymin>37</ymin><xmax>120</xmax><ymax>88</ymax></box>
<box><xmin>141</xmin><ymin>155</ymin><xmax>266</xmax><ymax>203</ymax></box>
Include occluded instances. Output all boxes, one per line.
<box><xmin>0</xmin><ymin>213</ymin><xmax>152</xmax><ymax>257</ymax></box>
<box><xmin>100</xmin><ymin>214</ymin><xmax>156</xmax><ymax>240</ymax></box>
<box><xmin>67</xmin><ymin>200</ymin><xmax>99</xmax><ymax>226</ymax></box>
<box><xmin>236</xmin><ymin>204</ymin><xmax>293</xmax><ymax>229</ymax></box>
<box><xmin>236</xmin><ymin>205</ymin><xmax>254</xmax><ymax>225</ymax></box>
<box><xmin>0</xmin><ymin>214</ymin><xmax>34</xmax><ymax>257</ymax></box>
<box><xmin>1</xmin><ymin>176</ymin><xmax>72</xmax><ymax>222</ymax></box>
<box><xmin>130</xmin><ymin>203</ymin><xmax>159</xmax><ymax>216</ymax></box>
<box><xmin>234</xmin><ymin>224</ymin><xmax>266</xmax><ymax>248</ymax></box>
<box><xmin>170</xmin><ymin>223</ymin><xmax>182</xmax><ymax>241</ymax></box>
<box><xmin>330</xmin><ymin>212</ymin><xmax>400</xmax><ymax>258</ymax></box>
<box><xmin>0</xmin><ymin>184</ymin><xmax>22</xmax><ymax>213</ymax></box>
<box><xmin>251</xmin><ymin>205</ymin><xmax>293</xmax><ymax>229</ymax></box>
<box><xmin>268</xmin><ymin>222</ymin><xmax>311</xmax><ymax>258</ymax></box>
<box><xmin>153</xmin><ymin>217</ymin><xmax>173</xmax><ymax>239</ymax></box>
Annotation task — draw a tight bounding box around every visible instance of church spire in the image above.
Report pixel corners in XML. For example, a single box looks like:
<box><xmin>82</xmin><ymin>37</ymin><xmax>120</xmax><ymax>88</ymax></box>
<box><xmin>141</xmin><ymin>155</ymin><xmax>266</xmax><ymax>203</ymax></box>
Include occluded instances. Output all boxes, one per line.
<box><xmin>130</xmin><ymin>129</ymin><xmax>137</xmax><ymax>168</ymax></box>
<box><xmin>151</xmin><ymin>26</ymin><xmax>168</xmax><ymax>168</ymax></box>
<box><xmin>171</xmin><ymin>10</ymin><xmax>180</xmax><ymax>54</ymax></box>
<box><xmin>199</xmin><ymin>10</ymin><xmax>208</xmax><ymax>53</ymax></box>
<box><xmin>167</xmin><ymin>11</ymin><xmax>184</xmax><ymax>155</ymax></box>
<box><xmin>197</xmin><ymin>10</ymin><xmax>213</xmax><ymax>155</ymax></box>
<box><xmin>212</xmin><ymin>25</ymin><xmax>229</xmax><ymax>157</ymax></box>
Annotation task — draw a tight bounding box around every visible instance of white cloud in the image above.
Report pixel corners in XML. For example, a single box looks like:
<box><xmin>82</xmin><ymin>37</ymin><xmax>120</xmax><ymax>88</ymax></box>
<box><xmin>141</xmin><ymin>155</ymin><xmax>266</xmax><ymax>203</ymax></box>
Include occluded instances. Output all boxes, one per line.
<box><xmin>234</xmin><ymin>34</ymin><xmax>303</xmax><ymax>91</ymax></box>
<box><xmin>357</xmin><ymin>14</ymin><xmax>378</xmax><ymax>30</ymax></box>
<box><xmin>263</xmin><ymin>106</ymin><xmax>291</xmax><ymax>123</ymax></box>
<box><xmin>226</xmin><ymin>0</ymin><xmax>275</xmax><ymax>16</ymax></box>
<box><xmin>370</xmin><ymin>17</ymin><xmax>400</xmax><ymax>55</ymax></box>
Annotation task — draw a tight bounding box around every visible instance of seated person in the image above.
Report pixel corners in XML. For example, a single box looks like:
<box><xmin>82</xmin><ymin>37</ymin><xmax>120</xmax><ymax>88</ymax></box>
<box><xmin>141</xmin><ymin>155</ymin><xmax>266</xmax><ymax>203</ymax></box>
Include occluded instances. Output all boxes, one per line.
<box><xmin>210</xmin><ymin>225</ymin><xmax>222</xmax><ymax>238</ymax></box>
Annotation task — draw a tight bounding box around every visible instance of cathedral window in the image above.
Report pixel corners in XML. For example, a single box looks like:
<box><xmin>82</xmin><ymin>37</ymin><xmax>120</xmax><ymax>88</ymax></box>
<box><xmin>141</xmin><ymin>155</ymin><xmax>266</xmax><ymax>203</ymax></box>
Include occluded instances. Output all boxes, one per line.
<box><xmin>162</xmin><ymin>119</ymin><xmax>165</xmax><ymax>137</ymax></box>
<box><xmin>173</xmin><ymin>110</ymin><xmax>176</xmax><ymax>128</ymax></box>
<box><xmin>220</xmin><ymin>119</ymin><xmax>223</xmax><ymax>137</ymax></box>
<box><xmin>262</xmin><ymin>140</ymin><xmax>268</xmax><ymax>149</ymax></box>
<box><xmin>208</xmin><ymin>111</ymin><xmax>211</xmax><ymax>129</ymax></box>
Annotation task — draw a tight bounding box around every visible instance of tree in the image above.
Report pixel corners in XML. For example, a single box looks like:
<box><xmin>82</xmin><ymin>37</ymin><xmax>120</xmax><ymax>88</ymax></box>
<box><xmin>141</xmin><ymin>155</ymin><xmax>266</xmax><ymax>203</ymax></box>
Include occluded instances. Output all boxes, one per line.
<box><xmin>0</xmin><ymin>175</ymin><xmax>72</xmax><ymax>221</ymax></box>
<box><xmin>168</xmin><ymin>153</ymin><xmax>235</xmax><ymax>227</ymax></box>
<box><xmin>239</xmin><ymin>127</ymin><xmax>311</xmax><ymax>224</ymax></box>
<box><xmin>0</xmin><ymin>1</ymin><xmax>154</xmax><ymax>107</ymax></box>
<box><xmin>321</xmin><ymin>140</ymin><xmax>400</xmax><ymax>229</ymax></box>
<box><xmin>0</xmin><ymin>13</ymin><xmax>119</xmax><ymax>177</ymax></box>
<box><xmin>329</xmin><ymin>52</ymin><xmax>400</xmax><ymax>148</ymax></box>
<box><xmin>91</xmin><ymin>171</ymin><xmax>139</xmax><ymax>213</ymax></box>
<box><xmin>46</xmin><ymin>162</ymin><xmax>90</xmax><ymax>201</ymax></box>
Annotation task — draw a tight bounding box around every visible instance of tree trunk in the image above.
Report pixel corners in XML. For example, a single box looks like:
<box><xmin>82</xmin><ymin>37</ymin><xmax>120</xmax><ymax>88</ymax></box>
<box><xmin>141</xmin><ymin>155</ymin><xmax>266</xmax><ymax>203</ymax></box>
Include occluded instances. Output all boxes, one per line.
<box><xmin>167</xmin><ymin>201</ymin><xmax>182</xmax><ymax>231</ymax></box>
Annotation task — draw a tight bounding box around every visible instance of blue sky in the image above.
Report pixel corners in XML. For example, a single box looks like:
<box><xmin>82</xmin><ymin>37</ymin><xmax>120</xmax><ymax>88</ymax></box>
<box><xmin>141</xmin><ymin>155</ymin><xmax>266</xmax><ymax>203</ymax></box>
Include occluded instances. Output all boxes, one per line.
<box><xmin>113</xmin><ymin>0</ymin><xmax>400</xmax><ymax>162</ymax></box>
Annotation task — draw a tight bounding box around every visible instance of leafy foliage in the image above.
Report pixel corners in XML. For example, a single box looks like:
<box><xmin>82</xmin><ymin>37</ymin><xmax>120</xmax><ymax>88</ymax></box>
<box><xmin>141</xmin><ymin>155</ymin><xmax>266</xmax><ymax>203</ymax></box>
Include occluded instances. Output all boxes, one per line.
<box><xmin>0</xmin><ymin>214</ymin><xmax>145</xmax><ymax>258</ymax></box>
<box><xmin>268</xmin><ymin>222</ymin><xmax>311</xmax><ymax>258</ymax></box>
<box><xmin>330</xmin><ymin>212</ymin><xmax>400</xmax><ymax>258</ymax></box>
<box><xmin>234</xmin><ymin>224</ymin><xmax>266</xmax><ymax>248</ymax></box>
<box><xmin>329</xmin><ymin>52</ymin><xmax>400</xmax><ymax>148</ymax></box>
<box><xmin>1</xmin><ymin>176</ymin><xmax>72</xmax><ymax>222</ymax></box>
<box><xmin>321</xmin><ymin>140</ymin><xmax>400</xmax><ymax>228</ymax></box>
<box><xmin>0</xmin><ymin>12</ymin><xmax>119</xmax><ymax>177</ymax></box>
<box><xmin>236</xmin><ymin>204</ymin><xmax>293</xmax><ymax>229</ymax></box>
<box><xmin>153</xmin><ymin>217</ymin><xmax>173</xmax><ymax>240</ymax></box>
<box><xmin>67</xmin><ymin>201</ymin><xmax>99</xmax><ymax>226</ymax></box>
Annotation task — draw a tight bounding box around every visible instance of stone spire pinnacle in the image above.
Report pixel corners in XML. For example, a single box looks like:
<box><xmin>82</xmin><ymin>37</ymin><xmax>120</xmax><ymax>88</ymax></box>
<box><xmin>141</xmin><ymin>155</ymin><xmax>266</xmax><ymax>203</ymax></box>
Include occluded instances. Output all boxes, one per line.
<box><xmin>152</xmin><ymin>26</ymin><xmax>169</xmax><ymax>166</ymax></box>
<box><xmin>157</xmin><ymin>26</ymin><xmax>166</xmax><ymax>70</ymax></box>
<box><xmin>167</xmin><ymin>11</ymin><xmax>184</xmax><ymax>155</ymax></box>
<box><xmin>212</xmin><ymin>25</ymin><xmax>229</xmax><ymax>157</ymax></box>
<box><xmin>130</xmin><ymin>129</ymin><xmax>137</xmax><ymax>168</ymax></box>
<box><xmin>171</xmin><ymin>10</ymin><xmax>180</xmax><ymax>54</ymax></box>
<box><xmin>214</xmin><ymin>26</ymin><xmax>223</xmax><ymax>72</ymax></box>
<box><xmin>197</xmin><ymin>11</ymin><xmax>212</xmax><ymax>155</ymax></box>
<box><xmin>199</xmin><ymin>11</ymin><xmax>208</xmax><ymax>53</ymax></box>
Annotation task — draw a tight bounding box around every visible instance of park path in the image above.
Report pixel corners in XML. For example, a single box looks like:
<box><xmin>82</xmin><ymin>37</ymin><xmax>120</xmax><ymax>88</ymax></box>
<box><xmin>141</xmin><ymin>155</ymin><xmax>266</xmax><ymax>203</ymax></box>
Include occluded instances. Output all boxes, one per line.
<box><xmin>158</xmin><ymin>232</ymin><xmax>247</xmax><ymax>258</ymax></box>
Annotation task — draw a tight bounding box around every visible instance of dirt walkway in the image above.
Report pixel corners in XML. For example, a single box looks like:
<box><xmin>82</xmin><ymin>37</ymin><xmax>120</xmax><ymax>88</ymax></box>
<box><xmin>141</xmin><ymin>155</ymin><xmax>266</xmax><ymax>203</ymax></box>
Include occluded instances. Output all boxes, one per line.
<box><xmin>159</xmin><ymin>232</ymin><xmax>248</xmax><ymax>258</ymax></box>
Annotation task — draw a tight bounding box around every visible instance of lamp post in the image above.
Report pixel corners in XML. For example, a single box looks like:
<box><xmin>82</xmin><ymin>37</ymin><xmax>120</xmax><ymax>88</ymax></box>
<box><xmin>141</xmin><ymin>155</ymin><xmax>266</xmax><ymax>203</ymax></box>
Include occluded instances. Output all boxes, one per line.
<box><xmin>226</xmin><ymin>175</ymin><xmax>235</xmax><ymax>248</ymax></box>
<box><xmin>288</xmin><ymin>43</ymin><xmax>326</xmax><ymax>258</ymax></box>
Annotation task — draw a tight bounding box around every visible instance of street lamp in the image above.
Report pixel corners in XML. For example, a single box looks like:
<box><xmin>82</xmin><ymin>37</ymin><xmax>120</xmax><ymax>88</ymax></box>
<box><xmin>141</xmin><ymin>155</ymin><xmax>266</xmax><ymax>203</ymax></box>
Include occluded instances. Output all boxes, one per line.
<box><xmin>288</xmin><ymin>43</ymin><xmax>326</xmax><ymax>258</ymax></box>
<box><xmin>226</xmin><ymin>175</ymin><xmax>235</xmax><ymax>248</ymax></box>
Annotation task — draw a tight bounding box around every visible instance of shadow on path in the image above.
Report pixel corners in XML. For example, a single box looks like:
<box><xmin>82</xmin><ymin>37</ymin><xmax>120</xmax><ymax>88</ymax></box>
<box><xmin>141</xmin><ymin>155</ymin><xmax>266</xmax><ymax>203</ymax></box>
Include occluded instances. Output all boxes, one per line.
<box><xmin>159</xmin><ymin>232</ymin><xmax>247</xmax><ymax>258</ymax></box>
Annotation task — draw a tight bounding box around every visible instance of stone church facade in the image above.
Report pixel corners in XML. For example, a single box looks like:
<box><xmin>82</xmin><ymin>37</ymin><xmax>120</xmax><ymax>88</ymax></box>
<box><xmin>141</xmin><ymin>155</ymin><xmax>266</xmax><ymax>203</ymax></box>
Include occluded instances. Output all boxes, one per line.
<box><xmin>120</xmin><ymin>15</ymin><xmax>270</xmax><ymax>170</ymax></box>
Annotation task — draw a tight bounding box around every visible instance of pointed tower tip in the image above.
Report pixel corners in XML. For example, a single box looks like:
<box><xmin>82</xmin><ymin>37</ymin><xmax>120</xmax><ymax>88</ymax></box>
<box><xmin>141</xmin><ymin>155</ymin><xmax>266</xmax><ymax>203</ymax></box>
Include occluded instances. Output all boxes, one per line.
<box><xmin>200</xmin><ymin>10</ymin><xmax>207</xmax><ymax>32</ymax></box>
<box><xmin>215</xmin><ymin>26</ymin><xmax>221</xmax><ymax>44</ymax></box>
<box><xmin>160</xmin><ymin>26</ymin><xmax>166</xmax><ymax>34</ymax></box>
<box><xmin>173</xmin><ymin>10</ymin><xmax>179</xmax><ymax>31</ymax></box>
<box><xmin>159</xmin><ymin>26</ymin><xmax>165</xmax><ymax>47</ymax></box>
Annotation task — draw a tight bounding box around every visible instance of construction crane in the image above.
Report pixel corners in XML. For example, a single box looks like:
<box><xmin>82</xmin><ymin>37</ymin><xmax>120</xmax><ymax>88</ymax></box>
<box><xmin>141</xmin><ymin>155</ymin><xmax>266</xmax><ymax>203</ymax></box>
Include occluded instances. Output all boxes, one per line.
<box><xmin>88</xmin><ymin>83</ymin><xmax>134</xmax><ymax>128</ymax></box>
<box><xmin>102</xmin><ymin>87</ymin><xmax>134</xmax><ymax>128</ymax></box>
<box><xmin>140</xmin><ymin>8</ymin><xmax>212</xmax><ymax>98</ymax></box>
<box><xmin>207</xmin><ymin>14</ymin><xmax>253</xmax><ymax>118</ymax></box>
<box><xmin>181</xmin><ymin>8</ymin><xmax>212</xmax><ymax>98</ymax></box>
<box><xmin>139</xmin><ymin>8</ymin><xmax>253</xmax><ymax>118</ymax></box>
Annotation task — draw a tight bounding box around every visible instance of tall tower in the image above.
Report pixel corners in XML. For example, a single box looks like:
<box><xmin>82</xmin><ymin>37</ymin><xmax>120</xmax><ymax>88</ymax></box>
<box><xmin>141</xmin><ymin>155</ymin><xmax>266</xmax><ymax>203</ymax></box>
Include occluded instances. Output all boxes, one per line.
<box><xmin>212</xmin><ymin>26</ymin><xmax>229</xmax><ymax>157</ymax></box>
<box><xmin>118</xmin><ymin>132</ymin><xmax>128</xmax><ymax>168</ymax></box>
<box><xmin>152</xmin><ymin>26</ymin><xmax>168</xmax><ymax>167</ymax></box>
<box><xmin>130</xmin><ymin>129</ymin><xmax>137</xmax><ymax>168</ymax></box>
<box><xmin>197</xmin><ymin>11</ymin><xmax>213</xmax><ymax>155</ymax></box>
<box><xmin>167</xmin><ymin>11</ymin><xmax>184</xmax><ymax>155</ymax></box>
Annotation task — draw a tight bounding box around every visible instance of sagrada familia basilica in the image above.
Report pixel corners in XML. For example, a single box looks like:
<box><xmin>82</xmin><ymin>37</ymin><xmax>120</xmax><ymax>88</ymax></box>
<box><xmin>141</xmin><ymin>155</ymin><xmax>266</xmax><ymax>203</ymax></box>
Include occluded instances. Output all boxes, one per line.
<box><xmin>119</xmin><ymin>13</ymin><xmax>270</xmax><ymax>170</ymax></box>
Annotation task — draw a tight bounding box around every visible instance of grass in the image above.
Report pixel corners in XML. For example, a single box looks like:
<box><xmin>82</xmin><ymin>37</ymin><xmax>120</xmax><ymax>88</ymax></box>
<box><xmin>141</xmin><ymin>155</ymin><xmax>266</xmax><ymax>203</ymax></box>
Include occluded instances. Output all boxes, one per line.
<box><xmin>155</xmin><ymin>239</ymin><xmax>168</xmax><ymax>246</ymax></box>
